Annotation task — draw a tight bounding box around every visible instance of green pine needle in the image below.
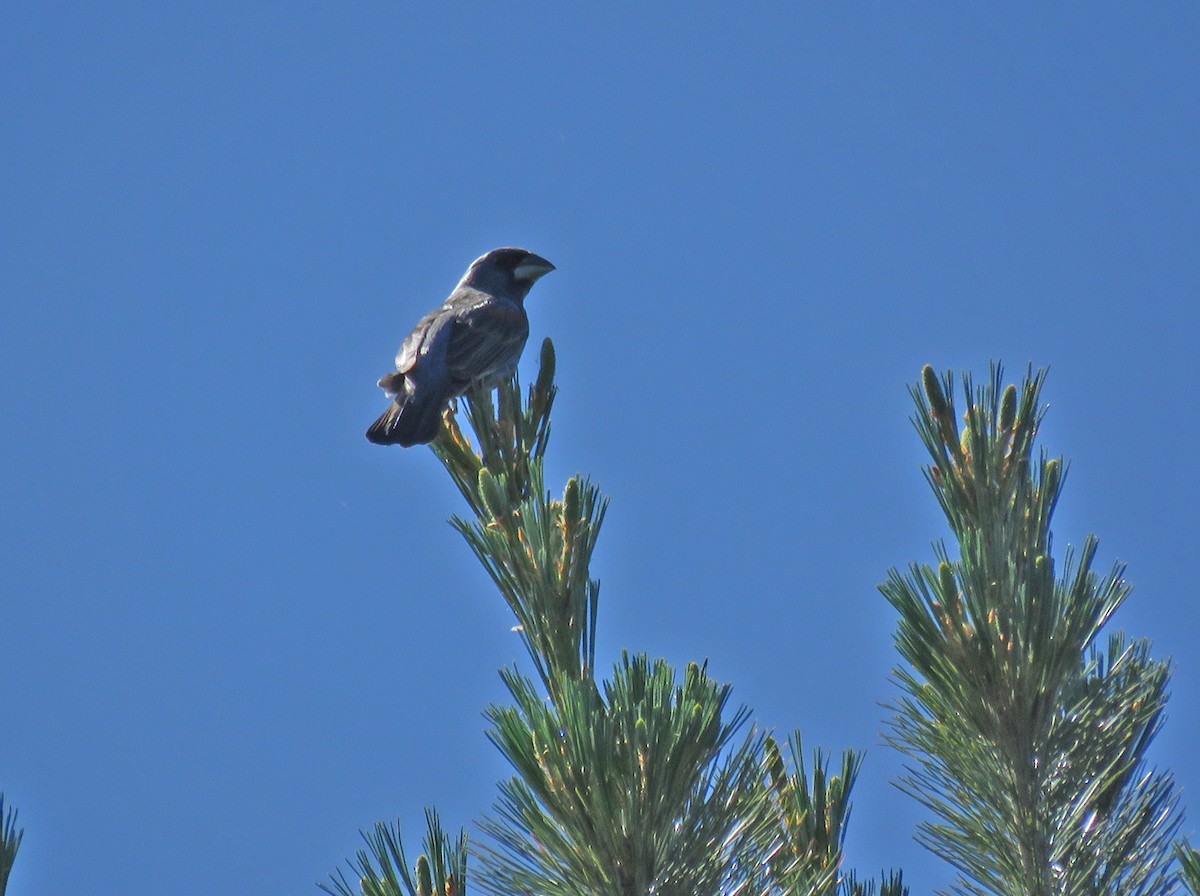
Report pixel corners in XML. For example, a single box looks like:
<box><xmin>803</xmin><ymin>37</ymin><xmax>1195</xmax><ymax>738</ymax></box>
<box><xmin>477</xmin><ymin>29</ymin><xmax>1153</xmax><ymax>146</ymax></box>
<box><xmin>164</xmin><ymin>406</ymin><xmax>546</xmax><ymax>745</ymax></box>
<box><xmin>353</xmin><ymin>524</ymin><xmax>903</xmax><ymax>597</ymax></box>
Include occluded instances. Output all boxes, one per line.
<box><xmin>477</xmin><ymin>653</ymin><xmax>772</xmax><ymax>896</ymax></box>
<box><xmin>883</xmin><ymin>364</ymin><xmax>1180</xmax><ymax>896</ymax></box>
<box><xmin>320</xmin><ymin>809</ymin><xmax>467</xmax><ymax>896</ymax></box>
<box><xmin>0</xmin><ymin>795</ymin><xmax>23</xmax><ymax>896</ymax></box>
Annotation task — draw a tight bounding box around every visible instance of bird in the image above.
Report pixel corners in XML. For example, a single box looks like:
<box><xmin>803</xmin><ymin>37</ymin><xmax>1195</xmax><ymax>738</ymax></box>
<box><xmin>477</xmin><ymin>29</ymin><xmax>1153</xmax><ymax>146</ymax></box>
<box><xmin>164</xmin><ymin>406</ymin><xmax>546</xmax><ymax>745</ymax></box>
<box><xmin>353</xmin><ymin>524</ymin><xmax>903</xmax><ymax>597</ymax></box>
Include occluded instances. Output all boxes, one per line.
<box><xmin>366</xmin><ymin>247</ymin><xmax>555</xmax><ymax>447</ymax></box>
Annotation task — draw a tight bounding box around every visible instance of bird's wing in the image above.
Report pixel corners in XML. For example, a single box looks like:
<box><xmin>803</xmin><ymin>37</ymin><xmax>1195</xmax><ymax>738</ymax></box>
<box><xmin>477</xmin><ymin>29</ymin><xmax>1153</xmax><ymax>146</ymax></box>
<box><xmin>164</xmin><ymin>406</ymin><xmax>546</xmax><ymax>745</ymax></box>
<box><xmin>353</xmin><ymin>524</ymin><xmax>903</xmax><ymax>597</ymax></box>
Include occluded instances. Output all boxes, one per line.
<box><xmin>445</xmin><ymin>299</ymin><xmax>529</xmax><ymax>383</ymax></box>
<box><xmin>394</xmin><ymin>306</ymin><xmax>451</xmax><ymax>373</ymax></box>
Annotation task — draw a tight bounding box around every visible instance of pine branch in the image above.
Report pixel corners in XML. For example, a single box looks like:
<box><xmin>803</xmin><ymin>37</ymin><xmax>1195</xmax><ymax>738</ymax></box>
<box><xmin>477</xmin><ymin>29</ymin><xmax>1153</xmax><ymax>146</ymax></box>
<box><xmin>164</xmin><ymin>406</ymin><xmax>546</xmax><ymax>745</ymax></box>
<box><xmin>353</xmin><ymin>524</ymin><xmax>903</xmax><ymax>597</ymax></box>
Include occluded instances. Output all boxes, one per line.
<box><xmin>840</xmin><ymin>870</ymin><xmax>908</xmax><ymax>896</ymax></box>
<box><xmin>757</xmin><ymin>732</ymin><xmax>856</xmax><ymax>895</ymax></box>
<box><xmin>320</xmin><ymin>345</ymin><xmax>572</xmax><ymax>896</ymax></box>
<box><xmin>754</xmin><ymin>734</ymin><xmax>908</xmax><ymax>896</ymax></box>
<box><xmin>882</xmin><ymin>364</ymin><xmax>1181</xmax><ymax>896</ymax></box>
<box><xmin>320</xmin><ymin>810</ymin><xmax>468</xmax><ymax>896</ymax></box>
<box><xmin>1177</xmin><ymin>842</ymin><xmax>1200</xmax><ymax>895</ymax></box>
<box><xmin>477</xmin><ymin>653</ymin><xmax>773</xmax><ymax>896</ymax></box>
<box><xmin>430</xmin><ymin>339</ymin><xmax>605</xmax><ymax>691</ymax></box>
<box><xmin>0</xmin><ymin>796</ymin><xmax>22</xmax><ymax>896</ymax></box>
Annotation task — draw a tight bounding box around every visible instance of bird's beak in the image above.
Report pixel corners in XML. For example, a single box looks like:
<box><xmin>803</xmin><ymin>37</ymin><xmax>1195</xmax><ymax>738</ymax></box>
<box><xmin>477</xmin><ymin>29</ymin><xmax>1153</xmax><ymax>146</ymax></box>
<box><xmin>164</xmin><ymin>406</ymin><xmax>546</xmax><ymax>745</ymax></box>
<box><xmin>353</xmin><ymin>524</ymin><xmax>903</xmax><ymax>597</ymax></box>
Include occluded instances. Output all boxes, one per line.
<box><xmin>514</xmin><ymin>254</ymin><xmax>555</xmax><ymax>282</ymax></box>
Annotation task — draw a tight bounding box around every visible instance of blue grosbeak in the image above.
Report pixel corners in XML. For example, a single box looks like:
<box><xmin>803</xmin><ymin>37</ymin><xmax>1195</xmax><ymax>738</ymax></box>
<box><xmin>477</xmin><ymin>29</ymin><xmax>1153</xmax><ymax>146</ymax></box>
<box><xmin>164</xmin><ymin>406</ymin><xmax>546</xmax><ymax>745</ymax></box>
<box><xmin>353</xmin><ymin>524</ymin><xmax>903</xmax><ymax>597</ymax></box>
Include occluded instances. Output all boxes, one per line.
<box><xmin>366</xmin><ymin>248</ymin><xmax>554</xmax><ymax>447</ymax></box>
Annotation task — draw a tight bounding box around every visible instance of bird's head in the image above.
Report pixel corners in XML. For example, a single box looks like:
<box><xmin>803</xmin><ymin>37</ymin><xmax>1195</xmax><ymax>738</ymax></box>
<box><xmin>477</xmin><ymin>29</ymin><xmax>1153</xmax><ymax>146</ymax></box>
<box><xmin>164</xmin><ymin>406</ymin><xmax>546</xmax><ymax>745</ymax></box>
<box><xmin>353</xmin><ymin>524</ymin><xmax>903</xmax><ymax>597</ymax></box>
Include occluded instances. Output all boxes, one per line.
<box><xmin>461</xmin><ymin>247</ymin><xmax>555</xmax><ymax>299</ymax></box>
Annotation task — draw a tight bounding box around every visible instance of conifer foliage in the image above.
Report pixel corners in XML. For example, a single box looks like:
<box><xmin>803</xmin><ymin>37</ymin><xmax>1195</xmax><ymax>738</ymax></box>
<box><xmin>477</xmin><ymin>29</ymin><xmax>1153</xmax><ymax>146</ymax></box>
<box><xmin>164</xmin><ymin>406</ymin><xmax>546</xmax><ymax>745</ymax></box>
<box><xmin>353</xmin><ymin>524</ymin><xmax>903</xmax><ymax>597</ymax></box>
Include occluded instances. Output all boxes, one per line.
<box><xmin>1</xmin><ymin>347</ymin><xmax>1190</xmax><ymax>895</ymax></box>
<box><xmin>0</xmin><ymin>795</ymin><xmax>22</xmax><ymax>896</ymax></box>
<box><xmin>1178</xmin><ymin>843</ymin><xmax>1200</xmax><ymax>895</ymax></box>
<box><xmin>325</xmin><ymin>340</ymin><xmax>896</xmax><ymax>896</ymax></box>
<box><xmin>881</xmin><ymin>365</ymin><xmax>1181</xmax><ymax>896</ymax></box>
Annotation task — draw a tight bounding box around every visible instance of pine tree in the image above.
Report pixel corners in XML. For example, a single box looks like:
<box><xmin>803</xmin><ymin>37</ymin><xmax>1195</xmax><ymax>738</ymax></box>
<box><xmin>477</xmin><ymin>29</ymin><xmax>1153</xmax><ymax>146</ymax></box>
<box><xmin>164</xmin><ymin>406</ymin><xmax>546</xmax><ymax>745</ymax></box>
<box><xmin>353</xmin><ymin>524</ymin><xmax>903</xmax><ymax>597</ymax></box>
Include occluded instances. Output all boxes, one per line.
<box><xmin>323</xmin><ymin>341</ymin><xmax>901</xmax><ymax>896</ymax></box>
<box><xmin>1</xmin><ymin>355</ymin><xmax>1188</xmax><ymax>895</ymax></box>
<box><xmin>325</xmin><ymin>353</ymin><xmax>1187</xmax><ymax>896</ymax></box>
<box><xmin>880</xmin><ymin>365</ymin><xmax>1182</xmax><ymax>896</ymax></box>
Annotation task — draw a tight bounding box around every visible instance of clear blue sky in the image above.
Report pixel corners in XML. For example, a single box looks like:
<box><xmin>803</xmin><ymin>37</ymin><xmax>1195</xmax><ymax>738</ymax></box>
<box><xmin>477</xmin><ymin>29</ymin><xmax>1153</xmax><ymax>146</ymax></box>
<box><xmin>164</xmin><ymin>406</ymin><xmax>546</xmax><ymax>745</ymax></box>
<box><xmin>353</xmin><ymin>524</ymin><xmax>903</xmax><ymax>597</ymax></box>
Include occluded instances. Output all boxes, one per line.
<box><xmin>3</xmin><ymin>4</ymin><xmax>1198</xmax><ymax>894</ymax></box>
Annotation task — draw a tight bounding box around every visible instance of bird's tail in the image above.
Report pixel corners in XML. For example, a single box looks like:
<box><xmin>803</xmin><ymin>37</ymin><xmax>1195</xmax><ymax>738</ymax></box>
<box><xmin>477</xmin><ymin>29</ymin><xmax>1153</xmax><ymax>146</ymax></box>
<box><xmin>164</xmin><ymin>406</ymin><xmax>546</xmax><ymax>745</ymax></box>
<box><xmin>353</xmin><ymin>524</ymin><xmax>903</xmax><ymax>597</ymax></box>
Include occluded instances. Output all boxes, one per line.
<box><xmin>365</xmin><ymin>391</ymin><xmax>446</xmax><ymax>447</ymax></box>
